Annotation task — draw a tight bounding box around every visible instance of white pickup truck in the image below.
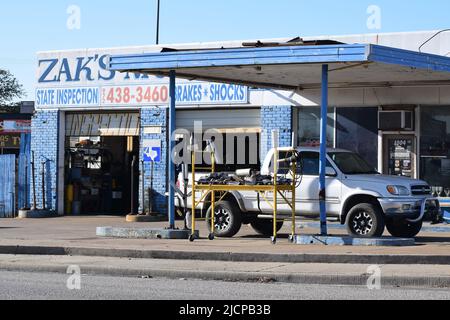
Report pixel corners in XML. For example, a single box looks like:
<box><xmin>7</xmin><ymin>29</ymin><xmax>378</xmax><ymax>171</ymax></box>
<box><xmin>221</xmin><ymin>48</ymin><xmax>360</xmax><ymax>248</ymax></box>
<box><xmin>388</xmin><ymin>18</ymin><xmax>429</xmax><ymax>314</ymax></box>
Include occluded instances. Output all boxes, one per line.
<box><xmin>176</xmin><ymin>147</ymin><xmax>442</xmax><ymax>238</ymax></box>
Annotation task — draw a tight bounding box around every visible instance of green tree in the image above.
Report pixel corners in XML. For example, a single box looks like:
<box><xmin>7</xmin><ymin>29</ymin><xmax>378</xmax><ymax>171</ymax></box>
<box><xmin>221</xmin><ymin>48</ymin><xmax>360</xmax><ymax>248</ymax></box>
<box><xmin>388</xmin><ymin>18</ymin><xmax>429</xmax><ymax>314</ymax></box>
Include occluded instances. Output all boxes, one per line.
<box><xmin>0</xmin><ymin>69</ymin><xmax>24</xmax><ymax>111</ymax></box>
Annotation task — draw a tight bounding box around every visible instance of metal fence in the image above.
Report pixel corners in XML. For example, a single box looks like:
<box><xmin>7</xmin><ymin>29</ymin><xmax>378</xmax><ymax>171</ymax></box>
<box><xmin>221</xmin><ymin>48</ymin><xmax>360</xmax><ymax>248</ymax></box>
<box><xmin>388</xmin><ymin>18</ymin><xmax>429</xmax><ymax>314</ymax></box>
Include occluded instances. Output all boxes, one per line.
<box><xmin>18</xmin><ymin>133</ymin><xmax>31</xmax><ymax>210</ymax></box>
<box><xmin>0</xmin><ymin>154</ymin><xmax>16</xmax><ymax>218</ymax></box>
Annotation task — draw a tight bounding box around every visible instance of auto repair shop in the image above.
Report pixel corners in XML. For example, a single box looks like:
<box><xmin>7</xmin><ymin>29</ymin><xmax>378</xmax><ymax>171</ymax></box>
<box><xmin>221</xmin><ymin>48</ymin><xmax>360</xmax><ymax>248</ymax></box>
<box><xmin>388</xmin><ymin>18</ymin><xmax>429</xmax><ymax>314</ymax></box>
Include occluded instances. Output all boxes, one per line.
<box><xmin>32</xmin><ymin>30</ymin><xmax>450</xmax><ymax>218</ymax></box>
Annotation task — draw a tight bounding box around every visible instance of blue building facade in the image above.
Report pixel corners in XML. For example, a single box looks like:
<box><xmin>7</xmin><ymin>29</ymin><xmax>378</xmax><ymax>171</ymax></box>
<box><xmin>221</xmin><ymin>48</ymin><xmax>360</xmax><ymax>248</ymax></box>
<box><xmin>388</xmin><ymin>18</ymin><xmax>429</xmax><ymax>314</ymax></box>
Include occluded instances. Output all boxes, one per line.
<box><xmin>139</xmin><ymin>107</ymin><xmax>168</xmax><ymax>214</ymax></box>
<box><xmin>30</xmin><ymin>110</ymin><xmax>60</xmax><ymax>211</ymax></box>
<box><xmin>260</xmin><ymin>105</ymin><xmax>293</xmax><ymax>159</ymax></box>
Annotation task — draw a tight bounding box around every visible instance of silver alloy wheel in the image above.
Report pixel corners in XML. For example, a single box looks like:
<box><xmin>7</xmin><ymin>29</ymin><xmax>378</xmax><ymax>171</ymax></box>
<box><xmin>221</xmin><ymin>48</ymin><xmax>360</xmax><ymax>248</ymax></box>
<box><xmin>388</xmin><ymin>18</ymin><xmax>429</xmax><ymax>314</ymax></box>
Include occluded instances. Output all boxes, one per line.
<box><xmin>352</xmin><ymin>211</ymin><xmax>374</xmax><ymax>235</ymax></box>
<box><xmin>214</xmin><ymin>208</ymin><xmax>232</xmax><ymax>231</ymax></box>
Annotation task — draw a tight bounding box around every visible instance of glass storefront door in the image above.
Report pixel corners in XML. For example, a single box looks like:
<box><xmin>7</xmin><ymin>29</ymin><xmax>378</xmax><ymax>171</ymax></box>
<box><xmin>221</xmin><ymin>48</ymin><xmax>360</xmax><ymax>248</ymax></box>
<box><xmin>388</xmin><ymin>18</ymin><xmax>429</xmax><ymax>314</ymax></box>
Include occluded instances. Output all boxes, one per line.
<box><xmin>383</xmin><ymin>135</ymin><xmax>416</xmax><ymax>178</ymax></box>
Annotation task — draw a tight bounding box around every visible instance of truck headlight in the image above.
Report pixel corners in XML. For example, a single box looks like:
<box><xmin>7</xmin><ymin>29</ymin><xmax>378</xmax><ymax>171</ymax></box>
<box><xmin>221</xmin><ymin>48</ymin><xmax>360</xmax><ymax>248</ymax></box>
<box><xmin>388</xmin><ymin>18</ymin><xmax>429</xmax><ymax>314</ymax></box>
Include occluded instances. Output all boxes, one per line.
<box><xmin>387</xmin><ymin>185</ymin><xmax>410</xmax><ymax>196</ymax></box>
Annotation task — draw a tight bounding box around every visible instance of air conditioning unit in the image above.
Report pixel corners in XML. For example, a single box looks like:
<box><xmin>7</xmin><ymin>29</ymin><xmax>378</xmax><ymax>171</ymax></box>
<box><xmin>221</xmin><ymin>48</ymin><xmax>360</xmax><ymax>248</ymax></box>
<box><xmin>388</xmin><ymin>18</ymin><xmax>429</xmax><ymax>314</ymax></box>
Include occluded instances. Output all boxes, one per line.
<box><xmin>378</xmin><ymin>110</ymin><xmax>414</xmax><ymax>131</ymax></box>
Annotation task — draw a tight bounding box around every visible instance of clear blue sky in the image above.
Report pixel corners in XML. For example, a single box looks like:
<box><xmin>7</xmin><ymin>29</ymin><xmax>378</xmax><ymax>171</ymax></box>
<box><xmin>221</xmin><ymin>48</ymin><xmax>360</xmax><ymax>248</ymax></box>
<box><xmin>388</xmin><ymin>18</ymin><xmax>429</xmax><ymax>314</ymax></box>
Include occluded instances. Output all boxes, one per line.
<box><xmin>1</xmin><ymin>0</ymin><xmax>450</xmax><ymax>100</ymax></box>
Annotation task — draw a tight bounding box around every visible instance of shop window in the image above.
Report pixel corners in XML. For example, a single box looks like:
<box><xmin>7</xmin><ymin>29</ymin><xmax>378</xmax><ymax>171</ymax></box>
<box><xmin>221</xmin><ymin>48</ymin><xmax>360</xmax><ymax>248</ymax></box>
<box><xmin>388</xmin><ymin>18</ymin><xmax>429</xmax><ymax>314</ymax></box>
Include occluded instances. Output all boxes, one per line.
<box><xmin>336</xmin><ymin>107</ymin><xmax>379</xmax><ymax>170</ymax></box>
<box><xmin>420</xmin><ymin>106</ymin><xmax>450</xmax><ymax>194</ymax></box>
<box><xmin>297</xmin><ymin>107</ymin><xmax>335</xmax><ymax>148</ymax></box>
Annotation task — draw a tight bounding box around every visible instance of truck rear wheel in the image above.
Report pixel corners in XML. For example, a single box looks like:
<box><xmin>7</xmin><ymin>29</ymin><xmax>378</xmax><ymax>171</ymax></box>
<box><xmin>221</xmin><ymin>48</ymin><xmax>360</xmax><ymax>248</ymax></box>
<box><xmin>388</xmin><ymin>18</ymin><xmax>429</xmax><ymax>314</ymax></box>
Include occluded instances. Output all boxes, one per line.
<box><xmin>251</xmin><ymin>219</ymin><xmax>284</xmax><ymax>236</ymax></box>
<box><xmin>386</xmin><ymin>220</ymin><xmax>423</xmax><ymax>238</ymax></box>
<box><xmin>346</xmin><ymin>203</ymin><xmax>385</xmax><ymax>237</ymax></box>
<box><xmin>206</xmin><ymin>200</ymin><xmax>242</xmax><ymax>238</ymax></box>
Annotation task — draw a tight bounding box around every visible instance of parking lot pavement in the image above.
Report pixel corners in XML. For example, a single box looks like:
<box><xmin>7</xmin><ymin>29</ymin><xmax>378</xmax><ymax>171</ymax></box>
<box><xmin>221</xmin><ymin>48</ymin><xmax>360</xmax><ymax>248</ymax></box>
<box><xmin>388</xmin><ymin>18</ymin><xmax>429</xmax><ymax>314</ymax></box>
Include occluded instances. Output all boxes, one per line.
<box><xmin>0</xmin><ymin>216</ymin><xmax>450</xmax><ymax>258</ymax></box>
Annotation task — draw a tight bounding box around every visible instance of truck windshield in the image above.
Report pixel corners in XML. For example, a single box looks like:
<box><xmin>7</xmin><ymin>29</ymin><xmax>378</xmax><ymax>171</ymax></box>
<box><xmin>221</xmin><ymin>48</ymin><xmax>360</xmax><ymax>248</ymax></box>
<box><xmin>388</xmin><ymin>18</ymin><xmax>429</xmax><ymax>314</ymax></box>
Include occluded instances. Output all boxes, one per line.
<box><xmin>329</xmin><ymin>152</ymin><xmax>379</xmax><ymax>175</ymax></box>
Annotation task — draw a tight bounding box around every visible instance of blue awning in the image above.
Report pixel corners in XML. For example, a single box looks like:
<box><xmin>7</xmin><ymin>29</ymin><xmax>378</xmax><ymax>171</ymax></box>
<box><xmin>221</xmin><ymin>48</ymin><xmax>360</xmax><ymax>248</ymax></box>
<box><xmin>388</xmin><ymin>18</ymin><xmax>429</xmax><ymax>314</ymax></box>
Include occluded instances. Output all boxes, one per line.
<box><xmin>108</xmin><ymin>43</ymin><xmax>450</xmax><ymax>90</ymax></box>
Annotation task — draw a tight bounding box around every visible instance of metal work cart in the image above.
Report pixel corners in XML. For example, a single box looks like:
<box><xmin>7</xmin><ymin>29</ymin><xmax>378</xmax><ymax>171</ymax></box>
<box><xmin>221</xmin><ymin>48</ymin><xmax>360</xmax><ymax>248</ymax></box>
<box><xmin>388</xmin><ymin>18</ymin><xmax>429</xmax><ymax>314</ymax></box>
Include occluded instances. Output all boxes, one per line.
<box><xmin>189</xmin><ymin>146</ymin><xmax>298</xmax><ymax>244</ymax></box>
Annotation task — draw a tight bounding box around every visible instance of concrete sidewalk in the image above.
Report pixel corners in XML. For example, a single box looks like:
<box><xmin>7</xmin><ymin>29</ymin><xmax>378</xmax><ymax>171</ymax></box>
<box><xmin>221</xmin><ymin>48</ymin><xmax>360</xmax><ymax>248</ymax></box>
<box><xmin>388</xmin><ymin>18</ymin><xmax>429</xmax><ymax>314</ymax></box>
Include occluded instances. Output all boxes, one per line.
<box><xmin>1</xmin><ymin>216</ymin><xmax>450</xmax><ymax>265</ymax></box>
<box><xmin>0</xmin><ymin>254</ymin><xmax>449</xmax><ymax>288</ymax></box>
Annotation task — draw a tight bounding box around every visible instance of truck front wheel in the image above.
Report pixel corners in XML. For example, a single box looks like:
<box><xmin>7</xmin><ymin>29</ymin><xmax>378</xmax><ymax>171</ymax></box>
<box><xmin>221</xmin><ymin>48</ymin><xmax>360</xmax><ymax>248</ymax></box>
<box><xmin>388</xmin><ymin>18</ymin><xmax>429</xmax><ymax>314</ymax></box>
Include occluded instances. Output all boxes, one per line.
<box><xmin>206</xmin><ymin>200</ymin><xmax>242</xmax><ymax>238</ymax></box>
<box><xmin>346</xmin><ymin>203</ymin><xmax>385</xmax><ymax>237</ymax></box>
<box><xmin>386</xmin><ymin>219</ymin><xmax>422</xmax><ymax>238</ymax></box>
<box><xmin>250</xmin><ymin>219</ymin><xmax>284</xmax><ymax>236</ymax></box>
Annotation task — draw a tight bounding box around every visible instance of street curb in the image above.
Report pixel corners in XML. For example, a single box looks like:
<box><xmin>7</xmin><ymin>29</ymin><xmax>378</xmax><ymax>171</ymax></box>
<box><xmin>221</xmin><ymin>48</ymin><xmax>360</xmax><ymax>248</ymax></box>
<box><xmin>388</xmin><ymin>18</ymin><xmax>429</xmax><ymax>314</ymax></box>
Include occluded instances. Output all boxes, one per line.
<box><xmin>17</xmin><ymin>210</ymin><xmax>56</xmax><ymax>219</ymax></box>
<box><xmin>294</xmin><ymin>235</ymin><xmax>415</xmax><ymax>246</ymax></box>
<box><xmin>296</xmin><ymin>222</ymin><xmax>450</xmax><ymax>233</ymax></box>
<box><xmin>0</xmin><ymin>262</ymin><xmax>449</xmax><ymax>288</ymax></box>
<box><xmin>96</xmin><ymin>227</ymin><xmax>198</xmax><ymax>240</ymax></box>
<box><xmin>125</xmin><ymin>215</ymin><xmax>167</xmax><ymax>223</ymax></box>
<box><xmin>1</xmin><ymin>245</ymin><xmax>450</xmax><ymax>265</ymax></box>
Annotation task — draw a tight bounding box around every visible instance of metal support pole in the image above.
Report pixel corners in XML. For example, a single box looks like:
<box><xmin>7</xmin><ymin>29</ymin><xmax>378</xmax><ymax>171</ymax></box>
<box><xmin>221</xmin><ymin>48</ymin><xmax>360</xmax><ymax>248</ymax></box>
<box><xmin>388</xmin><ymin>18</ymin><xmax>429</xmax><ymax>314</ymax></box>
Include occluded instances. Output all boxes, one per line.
<box><xmin>272</xmin><ymin>130</ymin><xmax>279</xmax><ymax>244</ymax></box>
<box><xmin>130</xmin><ymin>155</ymin><xmax>137</xmax><ymax>215</ymax></box>
<box><xmin>190</xmin><ymin>149</ymin><xmax>196</xmax><ymax>242</ymax></box>
<box><xmin>41</xmin><ymin>161</ymin><xmax>46</xmax><ymax>211</ymax></box>
<box><xmin>24</xmin><ymin>160</ymin><xmax>29</xmax><ymax>209</ymax></box>
<box><xmin>291</xmin><ymin>160</ymin><xmax>296</xmax><ymax>242</ymax></box>
<box><xmin>182</xmin><ymin>162</ymin><xmax>189</xmax><ymax>230</ymax></box>
<box><xmin>168</xmin><ymin>70</ymin><xmax>176</xmax><ymax>229</ymax></box>
<box><xmin>210</xmin><ymin>190</ymin><xmax>215</xmax><ymax>240</ymax></box>
<box><xmin>141</xmin><ymin>160</ymin><xmax>145</xmax><ymax>215</ymax></box>
<box><xmin>31</xmin><ymin>151</ymin><xmax>36</xmax><ymax>210</ymax></box>
<box><xmin>209</xmin><ymin>152</ymin><xmax>216</xmax><ymax>241</ymax></box>
<box><xmin>149</xmin><ymin>161</ymin><xmax>154</xmax><ymax>213</ymax></box>
<box><xmin>319</xmin><ymin>64</ymin><xmax>329</xmax><ymax>236</ymax></box>
<box><xmin>156</xmin><ymin>0</ymin><xmax>161</xmax><ymax>45</ymax></box>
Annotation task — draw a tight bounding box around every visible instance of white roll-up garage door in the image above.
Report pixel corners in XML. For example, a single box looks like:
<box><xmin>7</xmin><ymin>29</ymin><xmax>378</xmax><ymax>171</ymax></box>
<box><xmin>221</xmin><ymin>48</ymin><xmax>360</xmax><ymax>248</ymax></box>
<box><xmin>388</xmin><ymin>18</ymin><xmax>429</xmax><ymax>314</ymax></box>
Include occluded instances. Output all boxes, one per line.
<box><xmin>176</xmin><ymin>109</ymin><xmax>261</xmax><ymax>132</ymax></box>
<box><xmin>66</xmin><ymin>112</ymin><xmax>140</xmax><ymax>137</ymax></box>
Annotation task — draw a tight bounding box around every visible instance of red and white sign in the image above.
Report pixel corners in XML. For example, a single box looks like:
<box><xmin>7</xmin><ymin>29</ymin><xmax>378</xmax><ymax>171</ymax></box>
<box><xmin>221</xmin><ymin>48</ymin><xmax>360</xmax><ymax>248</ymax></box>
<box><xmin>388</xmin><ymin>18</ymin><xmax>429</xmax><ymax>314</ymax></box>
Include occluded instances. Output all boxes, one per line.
<box><xmin>0</xmin><ymin>120</ymin><xmax>31</xmax><ymax>133</ymax></box>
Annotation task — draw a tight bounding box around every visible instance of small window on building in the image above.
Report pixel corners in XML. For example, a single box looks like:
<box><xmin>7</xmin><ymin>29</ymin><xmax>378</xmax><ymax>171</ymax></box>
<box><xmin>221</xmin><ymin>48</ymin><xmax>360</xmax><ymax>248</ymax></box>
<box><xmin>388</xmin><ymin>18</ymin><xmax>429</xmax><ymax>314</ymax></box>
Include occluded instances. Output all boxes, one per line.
<box><xmin>297</xmin><ymin>107</ymin><xmax>335</xmax><ymax>147</ymax></box>
<box><xmin>335</xmin><ymin>107</ymin><xmax>379</xmax><ymax>170</ymax></box>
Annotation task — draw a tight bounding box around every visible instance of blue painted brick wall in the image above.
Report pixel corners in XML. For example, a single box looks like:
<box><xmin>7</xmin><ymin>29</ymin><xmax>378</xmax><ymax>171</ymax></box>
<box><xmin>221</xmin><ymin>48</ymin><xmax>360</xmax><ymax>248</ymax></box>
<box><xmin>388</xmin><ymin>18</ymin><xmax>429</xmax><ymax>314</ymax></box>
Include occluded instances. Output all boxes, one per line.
<box><xmin>140</xmin><ymin>108</ymin><xmax>168</xmax><ymax>215</ymax></box>
<box><xmin>30</xmin><ymin>110</ymin><xmax>59</xmax><ymax>211</ymax></box>
<box><xmin>261</xmin><ymin>106</ymin><xmax>293</xmax><ymax>159</ymax></box>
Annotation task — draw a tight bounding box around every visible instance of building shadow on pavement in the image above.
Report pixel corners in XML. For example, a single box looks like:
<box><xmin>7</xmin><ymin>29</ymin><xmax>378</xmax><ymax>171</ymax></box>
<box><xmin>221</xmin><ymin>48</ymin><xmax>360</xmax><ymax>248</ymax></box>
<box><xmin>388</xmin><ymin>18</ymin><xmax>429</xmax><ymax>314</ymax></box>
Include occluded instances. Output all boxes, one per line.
<box><xmin>415</xmin><ymin>236</ymin><xmax>450</xmax><ymax>244</ymax></box>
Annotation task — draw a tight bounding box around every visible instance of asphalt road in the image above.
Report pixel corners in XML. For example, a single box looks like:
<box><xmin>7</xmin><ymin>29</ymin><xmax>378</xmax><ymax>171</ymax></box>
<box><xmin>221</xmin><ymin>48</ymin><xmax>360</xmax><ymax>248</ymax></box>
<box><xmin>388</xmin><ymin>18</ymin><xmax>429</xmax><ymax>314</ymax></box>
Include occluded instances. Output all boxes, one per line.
<box><xmin>0</xmin><ymin>271</ymin><xmax>449</xmax><ymax>300</ymax></box>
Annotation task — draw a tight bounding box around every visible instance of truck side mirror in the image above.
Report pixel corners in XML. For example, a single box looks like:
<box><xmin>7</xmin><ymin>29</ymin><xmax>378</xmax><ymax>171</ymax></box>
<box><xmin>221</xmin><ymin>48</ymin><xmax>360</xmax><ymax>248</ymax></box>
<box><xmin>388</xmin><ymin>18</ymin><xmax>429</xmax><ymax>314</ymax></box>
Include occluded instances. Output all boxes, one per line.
<box><xmin>326</xmin><ymin>167</ymin><xmax>337</xmax><ymax>177</ymax></box>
